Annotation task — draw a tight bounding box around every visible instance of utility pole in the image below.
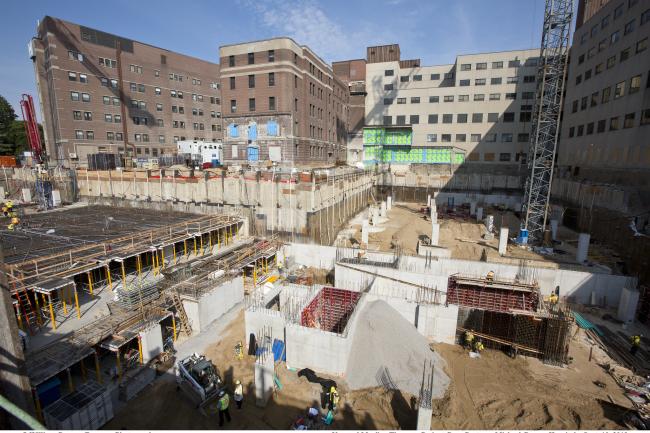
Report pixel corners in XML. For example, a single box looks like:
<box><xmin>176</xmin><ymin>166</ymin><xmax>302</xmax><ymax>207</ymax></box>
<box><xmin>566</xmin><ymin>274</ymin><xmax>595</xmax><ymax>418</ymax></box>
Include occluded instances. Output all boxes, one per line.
<box><xmin>522</xmin><ymin>0</ymin><xmax>573</xmax><ymax>243</ymax></box>
<box><xmin>116</xmin><ymin>40</ymin><xmax>135</xmax><ymax>168</ymax></box>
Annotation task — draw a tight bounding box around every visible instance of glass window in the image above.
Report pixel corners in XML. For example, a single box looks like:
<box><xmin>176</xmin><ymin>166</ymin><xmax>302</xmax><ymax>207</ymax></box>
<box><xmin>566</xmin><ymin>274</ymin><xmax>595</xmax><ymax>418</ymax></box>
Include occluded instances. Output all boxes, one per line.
<box><xmin>409</xmin><ymin>115</ymin><xmax>419</xmax><ymax>124</ymax></box>
<box><xmin>461</xmin><ymin>63</ymin><xmax>471</xmax><ymax>71</ymax></box>
<box><xmin>428</xmin><ymin>114</ymin><xmax>438</xmax><ymax>124</ymax></box>
<box><xmin>442</xmin><ymin>114</ymin><xmax>453</xmax><ymax>123</ymax></box>
<box><xmin>444</xmin><ymin>95</ymin><xmax>454</xmax><ymax>102</ymax></box>
<box><xmin>614</xmin><ymin>81</ymin><xmax>626</xmax><ymax>98</ymax></box>
<box><xmin>430</xmin><ymin>73</ymin><xmax>440</xmax><ymax>80</ymax></box>
<box><xmin>429</xmin><ymin>96</ymin><xmax>439</xmax><ymax>103</ymax></box>
<box><xmin>489</xmin><ymin>93</ymin><xmax>501</xmax><ymax>100</ymax></box>
<box><xmin>474</xmin><ymin>94</ymin><xmax>485</xmax><ymax>101</ymax></box>
<box><xmin>384</xmin><ymin>69</ymin><xmax>394</xmax><ymax>76</ymax></box>
<box><xmin>426</xmin><ymin>134</ymin><xmax>437</xmax><ymax>142</ymax></box>
<box><xmin>410</xmin><ymin>97</ymin><xmax>420</xmax><ymax>103</ymax></box>
<box><xmin>472</xmin><ymin>113</ymin><xmax>483</xmax><ymax>123</ymax></box>
<box><xmin>475</xmin><ymin>78</ymin><xmax>486</xmax><ymax>86</ymax></box>
<box><xmin>501</xmin><ymin>133</ymin><xmax>513</xmax><ymax>142</ymax></box>
<box><xmin>491</xmin><ymin>77</ymin><xmax>502</xmax><ymax>85</ymax></box>
<box><xmin>492</xmin><ymin>61</ymin><xmax>503</xmax><ymax>69</ymax></box>
<box><xmin>471</xmin><ymin>133</ymin><xmax>481</xmax><ymax>142</ymax></box>
<box><xmin>488</xmin><ymin>112</ymin><xmax>499</xmax><ymax>122</ymax></box>
<box><xmin>457</xmin><ymin>113</ymin><xmax>468</xmax><ymax>123</ymax></box>
<box><xmin>459</xmin><ymin>79</ymin><xmax>470</xmax><ymax>86</ymax></box>
<box><xmin>624</xmin><ymin>112</ymin><xmax>635</xmax><ymax>128</ymax></box>
<box><xmin>476</xmin><ymin>62</ymin><xmax>487</xmax><ymax>70</ymax></box>
<box><xmin>456</xmin><ymin>134</ymin><xmax>466</xmax><ymax>142</ymax></box>
<box><xmin>459</xmin><ymin>95</ymin><xmax>469</xmax><ymax>102</ymax></box>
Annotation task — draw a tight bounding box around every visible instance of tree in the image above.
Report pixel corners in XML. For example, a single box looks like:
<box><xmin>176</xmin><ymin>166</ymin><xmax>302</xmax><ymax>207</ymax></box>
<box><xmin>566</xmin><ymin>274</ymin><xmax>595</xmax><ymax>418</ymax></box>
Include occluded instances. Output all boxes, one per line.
<box><xmin>0</xmin><ymin>95</ymin><xmax>17</xmax><ymax>134</ymax></box>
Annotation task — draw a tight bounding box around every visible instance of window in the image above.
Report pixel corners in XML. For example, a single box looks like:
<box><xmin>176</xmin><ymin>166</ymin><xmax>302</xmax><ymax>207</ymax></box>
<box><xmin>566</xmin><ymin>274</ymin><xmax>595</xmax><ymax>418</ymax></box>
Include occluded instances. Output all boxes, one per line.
<box><xmin>505</xmin><ymin>92</ymin><xmax>517</xmax><ymax>100</ymax></box>
<box><xmin>476</xmin><ymin>62</ymin><xmax>487</xmax><ymax>70</ymax></box>
<box><xmin>247</xmin><ymin>52</ymin><xmax>254</xmax><ymax>65</ymax></box>
<box><xmin>595</xmin><ymin>63</ymin><xmax>604</xmax><ymax>75</ymax></box>
<box><xmin>615</xmin><ymin>81</ymin><xmax>626</xmax><ymax>98</ymax></box>
<box><xmin>396</xmin><ymin>115</ymin><xmax>406</xmax><ymax>125</ymax></box>
<box><xmin>471</xmin><ymin>133</ymin><xmax>481</xmax><ymax>142</ymax></box>
<box><xmin>228</xmin><ymin>55</ymin><xmax>235</xmax><ymax>67</ymax></box>
<box><xmin>68</xmin><ymin>72</ymin><xmax>77</xmax><ymax>81</ymax></box>
<box><xmin>630</xmin><ymin>75</ymin><xmax>642</xmax><ymax>93</ymax></box>
<box><xmin>81</xmin><ymin>93</ymin><xmax>90</xmax><ymax>102</ymax></box>
<box><xmin>489</xmin><ymin>93</ymin><xmax>501</xmax><ymax>101</ymax></box>
<box><xmin>457</xmin><ymin>113</ymin><xmax>468</xmax><ymax>123</ymax></box>
<box><xmin>268</xmin><ymin>50</ymin><xmax>275</xmax><ymax>62</ymax></box>
<box><xmin>68</xmin><ymin>50</ymin><xmax>83</xmax><ymax>61</ymax></box>
<box><xmin>426</xmin><ymin>134</ymin><xmax>437</xmax><ymax>142</ymax></box>
<box><xmin>602</xmin><ymin>14</ymin><xmax>611</xmax><ymax>28</ymax></box>
<box><xmin>112</xmin><ymin>97</ymin><xmax>120</xmax><ymax>106</ymax></box>
<box><xmin>456</xmin><ymin>134</ymin><xmax>466</xmax><ymax>142</ymax></box>
<box><xmin>441</xmin><ymin>134</ymin><xmax>451</xmax><ymax>143</ymax></box>
<box><xmin>607</xmin><ymin>55</ymin><xmax>616</xmax><ymax>68</ymax></box>
<box><xmin>129</xmin><ymin>64</ymin><xmax>143</xmax><ymax>74</ymax></box>
<box><xmin>499</xmin><ymin>153</ymin><xmax>511</xmax><ymax>162</ymax></box>
<box><xmin>508</xmin><ymin>60</ymin><xmax>520</xmax><ymax>68</ymax></box>
<box><xmin>611</xmin><ymin>30</ymin><xmax>621</xmax><ymax>44</ymax></box>
<box><xmin>475</xmin><ymin>78</ymin><xmax>486</xmax><ymax>86</ymax></box>
<box><xmin>248</xmin><ymin>74</ymin><xmax>255</xmax><ymax>88</ymax></box>
<box><xmin>507</xmin><ymin>76</ymin><xmax>518</xmax><ymax>84</ymax></box>
<box><xmin>624</xmin><ymin>112</ymin><xmax>635</xmax><ymax>128</ymax></box>
<box><xmin>572</xmin><ymin>100</ymin><xmax>578</xmax><ymax>112</ymax></box>
<box><xmin>269</xmin><ymin>96</ymin><xmax>276</xmax><ymax>111</ymax></box>
<box><xmin>249</xmin><ymin>98</ymin><xmax>255</xmax><ymax>111</ymax></box>
<box><xmin>410</xmin><ymin>97</ymin><xmax>420</xmax><ymax>104</ymax></box>
<box><xmin>501</xmin><ymin>133</ymin><xmax>513</xmax><ymax>142</ymax></box>
<box><xmin>520</xmin><ymin>112</ymin><xmax>532</xmax><ymax>122</ymax></box>
<box><xmin>472</xmin><ymin>113</ymin><xmax>483</xmax><ymax>123</ymax></box>
<box><xmin>620</xmin><ymin>47</ymin><xmax>631</xmax><ymax>61</ymax></box>
<box><xmin>157</xmin><ymin>118</ymin><xmax>164</xmax><ymax>127</ymax></box>
<box><xmin>491</xmin><ymin>77</ymin><xmax>502</xmax><ymax>85</ymax></box>
<box><xmin>73</xmin><ymin>110</ymin><xmax>82</xmax><ymax>120</ymax></box>
<box><xmin>383</xmin><ymin>98</ymin><xmax>393</xmax><ymax>105</ymax></box>
<box><xmin>409</xmin><ymin>115</ymin><xmax>419</xmax><ymax>124</ymax></box>
<box><xmin>100</xmin><ymin>77</ymin><xmax>109</xmax><ymax>87</ymax></box>
<box><xmin>503</xmin><ymin>112</ymin><xmax>515</xmax><ymax>122</ymax></box>
<box><xmin>591</xmin><ymin>24</ymin><xmax>599</xmax><ymax>37</ymax></box>
<box><xmin>428</xmin><ymin>114</ymin><xmax>438</xmax><ymax>124</ymax></box>
<box><xmin>641</xmin><ymin>109</ymin><xmax>650</xmax><ymax>125</ymax></box>
<box><xmin>518</xmin><ymin>133</ymin><xmax>530</xmax><ymax>142</ymax></box>
<box><xmin>230</xmin><ymin>99</ymin><xmax>237</xmax><ymax>113</ymax></box>
<box><xmin>104</xmin><ymin>114</ymin><xmax>112</xmax><ymax>122</ymax></box>
<box><xmin>413</xmin><ymin>75</ymin><xmax>422</xmax><ymax>81</ymax></box>
<box><xmin>637</xmin><ymin>37</ymin><xmax>648</xmax><ymax>53</ymax></box>
<box><xmin>130</xmin><ymin>82</ymin><xmax>137</xmax><ymax>92</ymax></box>
<box><xmin>384</xmin><ymin>69</ymin><xmax>394</xmax><ymax>76</ymax></box>
<box><xmin>586</xmin><ymin>122</ymin><xmax>595</xmax><ymax>135</ymax></box>
<box><xmin>442</xmin><ymin>114</ymin><xmax>453</xmax><ymax>123</ymax></box>
<box><xmin>114</xmin><ymin>115</ymin><xmax>121</xmax><ymax>123</ymax></box>
<box><xmin>70</xmin><ymin>91</ymin><xmax>80</xmax><ymax>101</ymax></box>
<box><xmin>459</xmin><ymin>95</ymin><xmax>469</xmax><ymax>102</ymax></box>
<box><xmin>569</xmin><ymin>126</ymin><xmax>575</xmax><ymax>137</ymax></box>
<box><xmin>230</xmin><ymin>77</ymin><xmax>236</xmax><ymax>90</ymax></box>
<box><xmin>85</xmin><ymin>131</ymin><xmax>94</xmax><ymax>140</ymax></box>
<box><xmin>625</xmin><ymin>19</ymin><xmax>635</xmax><ymax>35</ymax></box>
<box><xmin>610</xmin><ymin>116</ymin><xmax>620</xmax><ymax>130</ymax></box>
<box><xmin>599</xmin><ymin>39</ymin><xmax>608</xmax><ymax>51</ymax></box>
<box><xmin>492</xmin><ymin>61</ymin><xmax>503</xmax><ymax>69</ymax></box>
<box><xmin>430</xmin><ymin>73</ymin><xmax>440</xmax><ymax>80</ymax></box>
<box><xmin>116</xmin><ymin>133</ymin><xmax>123</xmax><ymax>141</ymax></box>
<box><xmin>384</xmin><ymin>83</ymin><xmax>393</xmax><ymax>91</ymax></box>
<box><xmin>461</xmin><ymin>63</ymin><xmax>471</xmax><ymax>71</ymax></box>
<box><xmin>576</xmin><ymin>74</ymin><xmax>583</xmax><ymax>85</ymax></box>
<box><xmin>396</xmin><ymin>98</ymin><xmax>406</xmax><ymax>104</ymax></box>
<box><xmin>459</xmin><ymin>79</ymin><xmax>470</xmax><ymax>86</ymax></box>
<box><xmin>597</xmin><ymin>119</ymin><xmax>606</xmax><ymax>133</ymax></box>
<box><xmin>107</xmin><ymin>132</ymin><xmax>115</xmax><ymax>141</ymax></box>
<box><xmin>523</xmin><ymin>75</ymin><xmax>535</xmax><ymax>83</ymax></box>
<box><xmin>156</xmin><ymin>103</ymin><xmax>163</xmax><ymax>112</ymax></box>
<box><xmin>383</xmin><ymin>116</ymin><xmax>392</xmax><ymax>125</ymax></box>
<box><xmin>590</xmin><ymin>92</ymin><xmax>598</xmax><ymax>107</ymax></box>
<box><xmin>154</xmin><ymin>69</ymin><xmax>160</xmax><ymax>77</ymax></box>
<box><xmin>98</xmin><ymin>57</ymin><xmax>117</xmax><ymax>68</ymax></box>
<box><xmin>488</xmin><ymin>112</ymin><xmax>499</xmax><ymax>122</ymax></box>
<box><xmin>429</xmin><ymin>96</ymin><xmax>439</xmax><ymax>103</ymax></box>
<box><xmin>474</xmin><ymin>94</ymin><xmax>485</xmax><ymax>101</ymax></box>
<box><xmin>642</xmin><ymin>8</ymin><xmax>650</xmax><ymax>25</ymax></box>
<box><xmin>444</xmin><ymin>72</ymin><xmax>454</xmax><ymax>79</ymax></box>
<box><xmin>581</xmin><ymin>96</ymin><xmax>588</xmax><ymax>110</ymax></box>
<box><xmin>581</xmin><ymin>33</ymin><xmax>588</xmax><ymax>44</ymax></box>
<box><xmin>444</xmin><ymin>95</ymin><xmax>454</xmax><ymax>102</ymax></box>
<box><xmin>485</xmin><ymin>133</ymin><xmax>497</xmax><ymax>142</ymax></box>
<box><xmin>75</xmin><ymin>130</ymin><xmax>84</xmax><ymax>139</ymax></box>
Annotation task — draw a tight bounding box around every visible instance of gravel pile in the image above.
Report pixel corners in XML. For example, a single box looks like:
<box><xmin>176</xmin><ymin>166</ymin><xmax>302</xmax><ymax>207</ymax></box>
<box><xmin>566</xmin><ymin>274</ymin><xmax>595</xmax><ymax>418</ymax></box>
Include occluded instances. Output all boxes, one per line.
<box><xmin>345</xmin><ymin>299</ymin><xmax>449</xmax><ymax>398</ymax></box>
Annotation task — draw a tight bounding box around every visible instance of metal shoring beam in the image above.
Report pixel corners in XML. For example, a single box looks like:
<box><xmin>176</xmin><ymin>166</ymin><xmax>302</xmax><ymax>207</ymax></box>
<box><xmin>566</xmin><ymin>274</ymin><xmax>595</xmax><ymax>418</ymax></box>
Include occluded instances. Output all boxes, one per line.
<box><xmin>523</xmin><ymin>0</ymin><xmax>573</xmax><ymax>242</ymax></box>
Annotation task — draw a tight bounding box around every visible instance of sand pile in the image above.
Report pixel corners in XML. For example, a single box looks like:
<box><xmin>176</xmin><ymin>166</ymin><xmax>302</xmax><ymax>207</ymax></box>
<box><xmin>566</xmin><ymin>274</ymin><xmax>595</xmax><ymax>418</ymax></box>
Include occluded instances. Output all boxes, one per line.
<box><xmin>345</xmin><ymin>300</ymin><xmax>449</xmax><ymax>398</ymax></box>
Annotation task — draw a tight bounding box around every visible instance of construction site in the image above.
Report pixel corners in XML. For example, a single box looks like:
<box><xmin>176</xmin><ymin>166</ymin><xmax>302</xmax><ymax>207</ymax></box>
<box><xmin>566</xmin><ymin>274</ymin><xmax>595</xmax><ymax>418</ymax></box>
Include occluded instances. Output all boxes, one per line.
<box><xmin>1</xmin><ymin>0</ymin><xmax>650</xmax><ymax>431</ymax></box>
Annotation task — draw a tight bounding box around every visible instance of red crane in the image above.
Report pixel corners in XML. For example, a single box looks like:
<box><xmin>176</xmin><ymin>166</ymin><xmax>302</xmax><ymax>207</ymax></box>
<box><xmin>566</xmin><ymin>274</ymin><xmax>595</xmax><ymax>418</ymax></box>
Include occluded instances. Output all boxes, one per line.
<box><xmin>19</xmin><ymin>94</ymin><xmax>45</xmax><ymax>166</ymax></box>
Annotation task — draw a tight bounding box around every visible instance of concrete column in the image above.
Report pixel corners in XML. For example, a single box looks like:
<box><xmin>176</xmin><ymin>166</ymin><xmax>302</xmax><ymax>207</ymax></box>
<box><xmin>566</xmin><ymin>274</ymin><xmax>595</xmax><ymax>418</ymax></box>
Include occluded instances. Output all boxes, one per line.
<box><xmin>430</xmin><ymin>207</ymin><xmax>437</xmax><ymax>223</ymax></box>
<box><xmin>576</xmin><ymin>233</ymin><xmax>590</xmax><ymax>263</ymax></box>
<box><xmin>387</xmin><ymin>196</ymin><xmax>392</xmax><ymax>210</ymax></box>
<box><xmin>52</xmin><ymin>190</ymin><xmax>62</xmax><ymax>207</ymax></box>
<box><xmin>476</xmin><ymin>207</ymin><xmax>483</xmax><ymax>222</ymax></box>
<box><xmin>0</xmin><ymin>186</ymin><xmax>5</xmax><ymax>199</ymax></box>
<box><xmin>427</xmin><ymin>194</ymin><xmax>431</xmax><ymax>207</ymax></box>
<box><xmin>550</xmin><ymin>219</ymin><xmax>558</xmax><ymax>241</ymax></box>
<box><xmin>431</xmin><ymin>222</ymin><xmax>440</xmax><ymax>246</ymax></box>
<box><xmin>416</xmin><ymin>406</ymin><xmax>433</xmax><ymax>430</ymax></box>
<box><xmin>21</xmin><ymin>188</ymin><xmax>31</xmax><ymax>203</ymax></box>
<box><xmin>498</xmin><ymin>227</ymin><xmax>509</xmax><ymax>256</ymax></box>
<box><xmin>361</xmin><ymin>219</ymin><xmax>369</xmax><ymax>245</ymax></box>
<box><xmin>380</xmin><ymin>201</ymin><xmax>387</xmax><ymax>217</ymax></box>
<box><xmin>470</xmin><ymin>201</ymin><xmax>477</xmax><ymax>216</ymax></box>
<box><xmin>254</xmin><ymin>357</ymin><xmax>274</xmax><ymax>407</ymax></box>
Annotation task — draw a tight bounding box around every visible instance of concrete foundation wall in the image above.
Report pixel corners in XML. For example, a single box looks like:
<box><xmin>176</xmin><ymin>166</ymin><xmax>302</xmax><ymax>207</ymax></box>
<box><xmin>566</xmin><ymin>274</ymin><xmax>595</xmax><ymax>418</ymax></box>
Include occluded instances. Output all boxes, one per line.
<box><xmin>139</xmin><ymin>324</ymin><xmax>163</xmax><ymax>363</ymax></box>
<box><xmin>245</xmin><ymin>309</ymin><xmax>287</xmax><ymax>347</ymax></box>
<box><xmin>285</xmin><ymin>323</ymin><xmax>350</xmax><ymax>375</ymax></box>
<box><xmin>184</xmin><ymin>277</ymin><xmax>244</xmax><ymax>333</ymax></box>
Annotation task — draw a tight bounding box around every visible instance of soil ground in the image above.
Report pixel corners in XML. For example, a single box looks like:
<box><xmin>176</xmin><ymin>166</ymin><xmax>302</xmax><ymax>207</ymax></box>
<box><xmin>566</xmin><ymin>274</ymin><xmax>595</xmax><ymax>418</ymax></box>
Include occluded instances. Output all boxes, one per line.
<box><xmin>105</xmin><ymin>307</ymin><xmax>633</xmax><ymax>430</ymax></box>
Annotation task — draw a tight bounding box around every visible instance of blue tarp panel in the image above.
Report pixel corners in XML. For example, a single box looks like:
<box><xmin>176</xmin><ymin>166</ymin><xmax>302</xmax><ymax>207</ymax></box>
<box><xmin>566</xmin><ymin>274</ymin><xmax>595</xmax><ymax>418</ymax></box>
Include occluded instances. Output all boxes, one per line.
<box><xmin>228</xmin><ymin>124</ymin><xmax>239</xmax><ymax>137</ymax></box>
<box><xmin>37</xmin><ymin>377</ymin><xmax>62</xmax><ymax>408</ymax></box>
<box><xmin>267</xmin><ymin>121</ymin><xmax>278</xmax><ymax>136</ymax></box>
<box><xmin>247</xmin><ymin>146</ymin><xmax>259</xmax><ymax>162</ymax></box>
<box><xmin>272</xmin><ymin>339</ymin><xmax>286</xmax><ymax>362</ymax></box>
<box><xmin>248</xmin><ymin>123</ymin><xmax>257</xmax><ymax>140</ymax></box>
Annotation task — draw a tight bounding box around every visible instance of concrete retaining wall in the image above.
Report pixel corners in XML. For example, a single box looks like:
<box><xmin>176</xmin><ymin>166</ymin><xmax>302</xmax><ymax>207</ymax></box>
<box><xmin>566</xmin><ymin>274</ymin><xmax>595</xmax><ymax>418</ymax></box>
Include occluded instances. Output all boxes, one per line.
<box><xmin>285</xmin><ymin>323</ymin><xmax>350</xmax><ymax>375</ymax></box>
<box><xmin>184</xmin><ymin>277</ymin><xmax>244</xmax><ymax>333</ymax></box>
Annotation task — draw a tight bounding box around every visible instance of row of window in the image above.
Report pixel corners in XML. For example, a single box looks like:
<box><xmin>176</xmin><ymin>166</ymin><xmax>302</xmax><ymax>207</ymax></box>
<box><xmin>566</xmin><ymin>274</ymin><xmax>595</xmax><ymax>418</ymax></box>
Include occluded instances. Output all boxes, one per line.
<box><xmin>571</xmin><ymin>72</ymin><xmax>647</xmax><ymax>113</ymax></box>
<box><xmin>575</xmin><ymin>38</ymin><xmax>647</xmax><ymax>85</ymax></box>
<box><xmin>568</xmin><ymin>109</ymin><xmax>650</xmax><ymax>137</ymax></box>
<box><xmin>229</xmin><ymin>97</ymin><xmax>277</xmax><ymax>113</ymax></box>
<box><xmin>230</xmin><ymin>73</ymin><xmax>276</xmax><ymax>90</ymax></box>
<box><xmin>580</xmin><ymin>1</ymin><xmax>647</xmax><ymax>44</ymax></box>
<box><xmin>383</xmin><ymin>111</ymin><xmax>532</xmax><ymax>126</ymax></box>
<box><xmin>386</xmin><ymin>75</ymin><xmax>532</xmax><ymax>88</ymax></box>
<box><xmin>227</xmin><ymin>50</ymin><xmax>332</xmax><ymax>87</ymax></box>
<box><xmin>424</xmin><ymin>132</ymin><xmax>529</xmax><ymax>143</ymax></box>
<box><xmin>383</xmin><ymin>91</ymin><xmax>535</xmax><ymax>105</ymax></box>
<box><xmin>383</xmin><ymin>59</ymin><xmax>535</xmax><ymax>79</ymax></box>
<box><xmin>77</xmin><ymin>130</ymin><xmax>220</xmax><ymax>147</ymax></box>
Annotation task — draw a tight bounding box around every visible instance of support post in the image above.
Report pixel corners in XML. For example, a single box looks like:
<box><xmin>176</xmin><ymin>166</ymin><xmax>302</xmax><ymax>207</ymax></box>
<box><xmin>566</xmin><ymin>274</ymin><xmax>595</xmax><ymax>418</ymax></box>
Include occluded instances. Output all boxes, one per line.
<box><xmin>94</xmin><ymin>350</ymin><xmax>102</xmax><ymax>384</ymax></box>
<box><xmin>137</xmin><ymin>336</ymin><xmax>143</xmax><ymax>365</ymax></box>
<box><xmin>48</xmin><ymin>294</ymin><xmax>56</xmax><ymax>330</ymax></box>
<box><xmin>66</xmin><ymin>368</ymin><xmax>73</xmax><ymax>392</ymax></box>
<box><xmin>74</xmin><ymin>286</ymin><xmax>80</xmax><ymax>319</ymax></box>
<box><xmin>87</xmin><ymin>271</ymin><xmax>93</xmax><ymax>296</ymax></box>
<box><xmin>105</xmin><ymin>265</ymin><xmax>112</xmax><ymax>291</ymax></box>
<box><xmin>116</xmin><ymin>350</ymin><xmax>122</xmax><ymax>383</ymax></box>
<box><xmin>172</xmin><ymin>314</ymin><xmax>177</xmax><ymax>342</ymax></box>
<box><xmin>80</xmin><ymin>358</ymin><xmax>87</xmax><ymax>382</ymax></box>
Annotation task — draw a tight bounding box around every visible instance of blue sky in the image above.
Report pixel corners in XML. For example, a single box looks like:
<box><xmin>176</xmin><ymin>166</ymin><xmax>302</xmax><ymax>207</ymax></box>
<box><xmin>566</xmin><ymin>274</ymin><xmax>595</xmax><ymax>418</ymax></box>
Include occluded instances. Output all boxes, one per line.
<box><xmin>0</xmin><ymin>0</ymin><xmax>551</xmax><ymax>118</ymax></box>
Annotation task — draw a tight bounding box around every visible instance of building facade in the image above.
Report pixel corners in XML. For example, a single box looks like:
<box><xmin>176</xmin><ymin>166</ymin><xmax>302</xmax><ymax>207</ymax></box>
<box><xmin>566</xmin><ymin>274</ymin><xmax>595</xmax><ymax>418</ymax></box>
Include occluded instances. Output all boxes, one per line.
<box><xmin>362</xmin><ymin>45</ymin><xmax>540</xmax><ymax>167</ymax></box>
<box><xmin>218</xmin><ymin>38</ymin><xmax>349</xmax><ymax>165</ymax></box>
<box><xmin>557</xmin><ymin>0</ymin><xmax>649</xmax><ymax>184</ymax></box>
<box><xmin>30</xmin><ymin>16</ymin><xmax>222</xmax><ymax>166</ymax></box>
<box><xmin>332</xmin><ymin>58</ymin><xmax>367</xmax><ymax>164</ymax></box>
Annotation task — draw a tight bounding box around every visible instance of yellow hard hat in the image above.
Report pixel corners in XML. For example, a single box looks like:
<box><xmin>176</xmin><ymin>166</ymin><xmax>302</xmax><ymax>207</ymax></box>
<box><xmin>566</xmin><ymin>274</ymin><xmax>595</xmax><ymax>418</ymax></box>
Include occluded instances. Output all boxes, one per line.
<box><xmin>7</xmin><ymin>224</ymin><xmax>14</xmax><ymax>230</ymax></box>
<box><xmin>235</xmin><ymin>379</ymin><xmax>241</xmax><ymax>385</ymax></box>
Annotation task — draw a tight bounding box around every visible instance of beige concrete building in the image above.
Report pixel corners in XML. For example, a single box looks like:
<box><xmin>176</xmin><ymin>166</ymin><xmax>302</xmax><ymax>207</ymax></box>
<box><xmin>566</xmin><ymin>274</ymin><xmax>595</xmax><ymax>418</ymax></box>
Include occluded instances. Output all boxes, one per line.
<box><xmin>557</xmin><ymin>0</ymin><xmax>649</xmax><ymax>184</ymax></box>
<box><xmin>218</xmin><ymin>38</ymin><xmax>349</xmax><ymax>165</ymax></box>
<box><xmin>30</xmin><ymin>16</ymin><xmax>222</xmax><ymax>166</ymax></box>
<box><xmin>362</xmin><ymin>46</ymin><xmax>540</xmax><ymax>167</ymax></box>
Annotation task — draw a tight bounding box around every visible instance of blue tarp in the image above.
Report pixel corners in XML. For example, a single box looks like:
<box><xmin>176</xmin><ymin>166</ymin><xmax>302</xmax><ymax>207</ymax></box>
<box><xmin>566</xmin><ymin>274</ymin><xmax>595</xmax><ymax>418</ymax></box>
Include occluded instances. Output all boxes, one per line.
<box><xmin>248</xmin><ymin>123</ymin><xmax>257</xmax><ymax>140</ymax></box>
<box><xmin>37</xmin><ymin>377</ymin><xmax>62</xmax><ymax>408</ymax></box>
<box><xmin>228</xmin><ymin>123</ymin><xmax>238</xmax><ymax>137</ymax></box>
<box><xmin>267</xmin><ymin>121</ymin><xmax>278</xmax><ymax>136</ymax></box>
<box><xmin>272</xmin><ymin>339</ymin><xmax>286</xmax><ymax>362</ymax></box>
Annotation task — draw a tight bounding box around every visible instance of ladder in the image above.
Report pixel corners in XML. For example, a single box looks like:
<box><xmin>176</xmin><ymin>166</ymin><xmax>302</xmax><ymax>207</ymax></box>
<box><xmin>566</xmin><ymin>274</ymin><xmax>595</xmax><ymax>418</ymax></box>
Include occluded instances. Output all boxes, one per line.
<box><xmin>170</xmin><ymin>289</ymin><xmax>192</xmax><ymax>336</ymax></box>
<box><xmin>15</xmin><ymin>289</ymin><xmax>39</xmax><ymax>333</ymax></box>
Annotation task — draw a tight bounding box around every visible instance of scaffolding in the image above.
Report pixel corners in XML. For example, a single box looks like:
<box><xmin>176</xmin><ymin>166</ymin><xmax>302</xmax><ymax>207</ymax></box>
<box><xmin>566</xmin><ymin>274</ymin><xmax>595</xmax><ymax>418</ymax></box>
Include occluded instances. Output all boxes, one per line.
<box><xmin>300</xmin><ymin>287</ymin><xmax>361</xmax><ymax>334</ymax></box>
<box><xmin>446</xmin><ymin>274</ymin><xmax>540</xmax><ymax>313</ymax></box>
<box><xmin>522</xmin><ymin>0</ymin><xmax>573</xmax><ymax>242</ymax></box>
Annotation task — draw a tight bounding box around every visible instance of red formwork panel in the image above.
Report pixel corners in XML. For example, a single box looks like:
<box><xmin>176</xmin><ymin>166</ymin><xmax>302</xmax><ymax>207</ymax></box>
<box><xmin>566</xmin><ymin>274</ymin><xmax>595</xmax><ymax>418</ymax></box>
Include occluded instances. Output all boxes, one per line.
<box><xmin>301</xmin><ymin>287</ymin><xmax>361</xmax><ymax>333</ymax></box>
<box><xmin>446</xmin><ymin>276</ymin><xmax>539</xmax><ymax>313</ymax></box>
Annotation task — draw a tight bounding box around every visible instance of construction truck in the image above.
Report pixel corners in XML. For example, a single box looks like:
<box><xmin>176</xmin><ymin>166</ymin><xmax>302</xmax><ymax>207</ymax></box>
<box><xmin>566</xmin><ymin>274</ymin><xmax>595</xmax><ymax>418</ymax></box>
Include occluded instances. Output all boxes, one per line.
<box><xmin>176</xmin><ymin>353</ymin><xmax>223</xmax><ymax>408</ymax></box>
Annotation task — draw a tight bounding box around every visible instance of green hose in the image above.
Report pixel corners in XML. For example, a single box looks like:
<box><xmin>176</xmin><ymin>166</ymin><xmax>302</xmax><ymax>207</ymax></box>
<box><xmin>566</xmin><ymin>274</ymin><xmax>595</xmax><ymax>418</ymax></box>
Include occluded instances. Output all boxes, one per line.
<box><xmin>0</xmin><ymin>393</ymin><xmax>45</xmax><ymax>430</ymax></box>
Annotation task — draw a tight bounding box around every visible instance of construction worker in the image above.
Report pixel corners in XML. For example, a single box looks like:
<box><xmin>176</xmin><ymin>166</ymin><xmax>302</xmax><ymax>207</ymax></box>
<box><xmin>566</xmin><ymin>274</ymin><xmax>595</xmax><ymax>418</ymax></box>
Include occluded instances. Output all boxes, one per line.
<box><xmin>630</xmin><ymin>334</ymin><xmax>642</xmax><ymax>356</ymax></box>
<box><xmin>464</xmin><ymin>330</ymin><xmax>475</xmax><ymax>349</ymax></box>
<box><xmin>327</xmin><ymin>385</ymin><xmax>339</xmax><ymax>412</ymax></box>
<box><xmin>234</xmin><ymin>379</ymin><xmax>244</xmax><ymax>409</ymax></box>
<box><xmin>217</xmin><ymin>389</ymin><xmax>231</xmax><ymax>426</ymax></box>
<box><xmin>549</xmin><ymin>292</ymin><xmax>559</xmax><ymax>305</ymax></box>
<box><xmin>486</xmin><ymin>270</ymin><xmax>495</xmax><ymax>282</ymax></box>
<box><xmin>473</xmin><ymin>339</ymin><xmax>485</xmax><ymax>353</ymax></box>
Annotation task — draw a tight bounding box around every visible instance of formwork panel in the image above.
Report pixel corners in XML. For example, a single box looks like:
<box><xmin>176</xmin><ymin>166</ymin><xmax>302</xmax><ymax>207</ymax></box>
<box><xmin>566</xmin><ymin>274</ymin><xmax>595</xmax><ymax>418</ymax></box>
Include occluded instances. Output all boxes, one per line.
<box><xmin>300</xmin><ymin>287</ymin><xmax>361</xmax><ymax>334</ymax></box>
